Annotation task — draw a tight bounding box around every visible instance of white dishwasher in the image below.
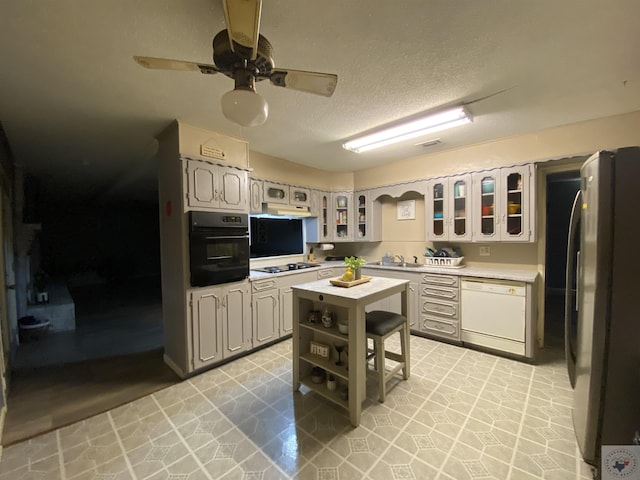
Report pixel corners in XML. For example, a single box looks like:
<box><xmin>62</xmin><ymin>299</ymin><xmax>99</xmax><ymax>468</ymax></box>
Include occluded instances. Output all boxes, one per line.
<box><xmin>460</xmin><ymin>278</ymin><xmax>526</xmax><ymax>355</ymax></box>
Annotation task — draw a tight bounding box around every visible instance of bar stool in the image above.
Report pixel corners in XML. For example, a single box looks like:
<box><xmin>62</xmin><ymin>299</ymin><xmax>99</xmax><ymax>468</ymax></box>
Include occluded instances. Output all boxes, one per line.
<box><xmin>365</xmin><ymin>310</ymin><xmax>410</xmax><ymax>402</ymax></box>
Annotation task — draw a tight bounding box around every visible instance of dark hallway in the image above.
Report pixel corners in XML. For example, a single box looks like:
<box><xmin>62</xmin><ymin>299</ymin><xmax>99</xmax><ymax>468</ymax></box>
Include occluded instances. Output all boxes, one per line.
<box><xmin>544</xmin><ymin>170</ymin><xmax>580</xmax><ymax>349</ymax></box>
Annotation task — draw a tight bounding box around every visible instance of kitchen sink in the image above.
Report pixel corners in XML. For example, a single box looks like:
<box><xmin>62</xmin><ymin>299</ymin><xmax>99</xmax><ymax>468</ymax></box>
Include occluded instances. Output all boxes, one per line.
<box><xmin>368</xmin><ymin>261</ymin><xmax>423</xmax><ymax>268</ymax></box>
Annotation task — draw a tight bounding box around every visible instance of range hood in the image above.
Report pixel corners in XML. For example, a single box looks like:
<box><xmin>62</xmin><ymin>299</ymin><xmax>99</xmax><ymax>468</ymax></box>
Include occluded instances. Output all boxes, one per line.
<box><xmin>263</xmin><ymin>203</ymin><xmax>311</xmax><ymax>217</ymax></box>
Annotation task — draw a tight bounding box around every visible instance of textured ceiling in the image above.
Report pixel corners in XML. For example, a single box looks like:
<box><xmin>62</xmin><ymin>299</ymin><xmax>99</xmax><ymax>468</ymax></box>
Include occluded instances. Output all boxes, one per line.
<box><xmin>1</xmin><ymin>1</ymin><xmax>639</xmax><ymax>202</ymax></box>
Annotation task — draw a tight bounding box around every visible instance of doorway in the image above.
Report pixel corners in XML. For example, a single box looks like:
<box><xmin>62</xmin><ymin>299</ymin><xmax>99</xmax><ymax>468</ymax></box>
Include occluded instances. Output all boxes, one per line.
<box><xmin>544</xmin><ymin>170</ymin><xmax>580</xmax><ymax>348</ymax></box>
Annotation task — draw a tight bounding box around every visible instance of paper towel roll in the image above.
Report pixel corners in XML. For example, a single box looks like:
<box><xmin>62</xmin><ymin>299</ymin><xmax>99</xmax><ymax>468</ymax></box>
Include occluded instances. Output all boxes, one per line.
<box><xmin>319</xmin><ymin>243</ymin><xmax>335</xmax><ymax>250</ymax></box>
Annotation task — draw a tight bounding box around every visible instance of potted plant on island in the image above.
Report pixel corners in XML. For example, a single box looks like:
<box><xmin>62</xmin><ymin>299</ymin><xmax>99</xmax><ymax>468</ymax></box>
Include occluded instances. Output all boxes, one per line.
<box><xmin>343</xmin><ymin>256</ymin><xmax>367</xmax><ymax>281</ymax></box>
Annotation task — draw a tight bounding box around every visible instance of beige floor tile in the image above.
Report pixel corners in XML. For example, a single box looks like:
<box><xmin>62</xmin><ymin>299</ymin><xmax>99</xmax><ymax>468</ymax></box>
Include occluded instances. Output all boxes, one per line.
<box><xmin>2</xmin><ymin>335</ymin><xmax>597</xmax><ymax>480</ymax></box>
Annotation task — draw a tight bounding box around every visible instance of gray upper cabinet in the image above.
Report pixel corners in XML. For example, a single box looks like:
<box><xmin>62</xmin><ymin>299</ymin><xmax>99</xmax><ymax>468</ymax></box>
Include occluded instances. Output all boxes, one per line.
<box><xmin>262</xmin><ymin>181</ymin><xmax>289</xmax><ymax>204</ymax></box>
<box><xmin>355</xmin><ymin>191</ymin><xmax>381</xmax><ymax>242</ymax></box>
<box><xmin>184</xmin><ymin>158</ymin><xmax>248</xmax><ymax>212</ymax></box>
<box><xmin>250</xmin><ymin>178</ymin><xmax>263</xmax><ymax>213</ymax></box>
<box><xmin>290</xmin><ymin>186</ymin><xmax>311</xmax><ymax>207</ymax></box>
<box><xmin>306</xmin><ymin>190</ymin><xmax>332</xmax><ymax>243</ymax></box>
<box><xmin>425</xmin><ymin>174</ymin><xmax>472</xmax><ymax>242</ymax></box>
<box><xmin>472</xmin><ymin>164</ymin><xmax>535</xmax><ymax>242</ymax></box>
<box><xmin>332</xmin><ymin>191</ymin><xmax>354</xmax><ymax>242</ymax></box>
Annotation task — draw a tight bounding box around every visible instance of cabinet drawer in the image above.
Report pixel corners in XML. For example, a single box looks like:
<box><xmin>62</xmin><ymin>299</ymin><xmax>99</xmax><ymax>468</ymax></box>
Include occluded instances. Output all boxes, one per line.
<box><xmin>421</xmin><ymin>315</ymin><xmax>460</xmax><ymax>341</ymax></box>
<box><xmin>422</xmin><ymin>284</ymin><xmax>459</xmax><ymax>301</ymax></box>
<box><xmin>317</xmin><ymin>268</ymin><xmax>336</xmax><ymax>279</ymax></box>
<box><xmin>422</xmin><ymin>298</ymin><xmax>458</xmax><ymax>319</ymax></box>
<box><xmin>252</xmin><ymin>279</ymin><xmax>278</xmax><ymax>292</ymax></box>
<box><xmin>422</xmin><ymin>273</ymin><xmax>459</xmax><ymax>287</ymax></box>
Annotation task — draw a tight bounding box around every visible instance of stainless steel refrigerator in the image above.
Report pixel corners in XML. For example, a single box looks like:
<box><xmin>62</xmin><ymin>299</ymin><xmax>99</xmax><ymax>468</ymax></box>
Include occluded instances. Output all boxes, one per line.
<box><xmin>565</xmin><ymin>147</ymin><xmax>640</xmax><ymax>470</ymax></box>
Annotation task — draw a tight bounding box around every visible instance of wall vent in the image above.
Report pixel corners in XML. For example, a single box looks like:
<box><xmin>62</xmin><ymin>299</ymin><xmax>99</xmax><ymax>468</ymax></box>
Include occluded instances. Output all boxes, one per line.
<box><xmin>415</xmin><ymin>138</ymin><xmax>442</xmax><ymax>149</ymax></box>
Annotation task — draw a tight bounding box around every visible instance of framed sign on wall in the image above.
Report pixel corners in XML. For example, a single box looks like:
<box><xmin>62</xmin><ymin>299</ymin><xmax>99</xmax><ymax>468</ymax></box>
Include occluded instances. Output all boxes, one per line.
<box><xmin>397</xmin><ymin>200</ymin><xmax>415</xmax><ymax>220</ymax></box>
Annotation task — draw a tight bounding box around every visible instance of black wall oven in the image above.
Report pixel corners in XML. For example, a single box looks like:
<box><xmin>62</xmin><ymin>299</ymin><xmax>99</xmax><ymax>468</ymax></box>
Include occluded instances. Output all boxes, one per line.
<box><xmin>189</xmin><ymin>211</ymin><xmax>249</xmax><ymax>287</ymax></box>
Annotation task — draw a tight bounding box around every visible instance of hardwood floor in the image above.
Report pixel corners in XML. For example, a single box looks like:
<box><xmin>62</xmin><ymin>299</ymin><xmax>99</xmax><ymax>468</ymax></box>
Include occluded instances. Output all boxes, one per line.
<box><xmin>2</xmin><ymin>278</ymin><xmax>180</xmax><ymax>446</ymax></box>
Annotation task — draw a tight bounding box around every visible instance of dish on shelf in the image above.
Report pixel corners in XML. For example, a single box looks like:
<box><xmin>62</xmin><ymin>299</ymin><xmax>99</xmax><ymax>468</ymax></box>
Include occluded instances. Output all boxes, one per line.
<box><xmin>507</xmin><ymin>203</ymin><xmax>521</xmax><ymax>214</ymax></box>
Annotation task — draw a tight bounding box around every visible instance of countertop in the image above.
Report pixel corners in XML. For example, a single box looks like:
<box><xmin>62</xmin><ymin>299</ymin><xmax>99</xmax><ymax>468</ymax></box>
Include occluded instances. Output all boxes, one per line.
<box><xmin>250</xmin><ymin>261</ymin><xmax>538</xmax><ymax>283</ymax></box>
<box><xmin>291</xmin><ymin>276</ymin><xmax>409</xmax><ymax>301</ymax></box>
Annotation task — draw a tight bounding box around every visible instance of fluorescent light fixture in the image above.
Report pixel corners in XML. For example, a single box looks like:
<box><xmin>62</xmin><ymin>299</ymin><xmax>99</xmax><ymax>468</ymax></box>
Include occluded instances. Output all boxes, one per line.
<box><xmin>342</xmin><ymin>106</ymin><xmax>472</xmax><ymax>153</ymax></box>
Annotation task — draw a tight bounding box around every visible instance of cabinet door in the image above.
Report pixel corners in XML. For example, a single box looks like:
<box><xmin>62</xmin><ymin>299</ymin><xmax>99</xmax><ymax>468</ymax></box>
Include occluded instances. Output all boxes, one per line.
<box><xmin>279</xmin><ymin>286</ymin><xmax>294</xmax><ymax>337</ymax></box>
<box><xmin>252</xmin><ymin>290</ymin><xmax>279</xmax><ymax>347</ymax></box>
<box><xmin>186</xmin><ymin>160</ymin><xmax>219</xmax><ymax>209</ymax></box>
<box><xmin>355</xmin><ymin>191</ymin><xmax>381</xmax><ymax>242</ymax></box>
<box><xmin>219</xmin><ymin>168</ymin><xmax>248</xmax><ymax>211</ymax></box>
<box><xmin>425</xmin><ymin>179</ymin><xmax>448</xmax><ymax>241</ymax></box>
<box><xmin>499</xmin><ymin>165</ymin><xmax>532</xmax><ymax>242</ymax></box>
<box><xmin>473</xmin><ymin>166</ymin><xmax>533</xmax><ymax>242</ymax></box>
<box><xmin>318</xmin><ymin>191</ymin><xmax>332</xmax><ymax>242</ymax></box>
<box><xmin>472</xmin><ymin>169</ymin><xmax>501</xmax><ymax>242</ymax></box>
<box><xmin>222</xmin><ymin>282</ymin><xmax>251</xmax><ymax>359</ymax></box>
<box><xmin>263</xmin><ymin>182</ymin><xmax>289</xmax><ymax>204</ymax></box>
<box><xmin>249</xmin><ymin>179</ymin><xmax>263</xmax><ymax>213</ymax></box>
<box><xmin>290</xmin><ymin>187</ymin><xmax>311</xmax><ymax>207</ymax></box>
<box><xmin>333</xmin><ymin>192</ymin><xmax>354</xmax><ymax>242</ymax></box>
<box><xmin>448</xmin><ymin>174</ymin><xmax>472</xmax><ymax>242</ymax></box>
<box><xmin>308</xmin><ymin>189</ymin><xmax>320</xmax><ymax>217</ymax></box>
<box><xmin>191</xmin><ymin>289</ymin><xmax>223</xmax><ymax>370</ymax></box>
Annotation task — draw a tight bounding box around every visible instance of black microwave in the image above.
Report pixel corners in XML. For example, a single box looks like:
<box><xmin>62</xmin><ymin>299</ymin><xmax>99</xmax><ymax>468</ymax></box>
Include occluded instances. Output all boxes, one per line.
<box><xmin>189</xmin><ymin>211</ymin><xmax>249</xmax><ymax>287</ymax></box>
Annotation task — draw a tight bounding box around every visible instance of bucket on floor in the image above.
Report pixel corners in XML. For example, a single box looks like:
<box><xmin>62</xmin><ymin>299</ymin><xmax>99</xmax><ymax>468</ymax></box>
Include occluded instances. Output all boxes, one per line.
<box><xmin>18</xmin><ymin>316</ymin><xmax>50</xmax><ymax>342</ymax></box>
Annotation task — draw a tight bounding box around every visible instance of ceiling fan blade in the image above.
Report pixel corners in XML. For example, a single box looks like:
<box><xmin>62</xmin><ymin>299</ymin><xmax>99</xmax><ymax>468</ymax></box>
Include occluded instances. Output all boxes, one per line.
<box><xmin>269</xmin><ymin>69</ymin><xmax>338</xmax><ymax>97</ymax></box>
<box><xmin>222</xmin><ymin>0</ymin><xmax>262</xmax><ymax>60</ymax></box>
<box><xmin>133</xmin><ymin>56</ymin><xmax>219</xmax><ymax>75</ymax></box>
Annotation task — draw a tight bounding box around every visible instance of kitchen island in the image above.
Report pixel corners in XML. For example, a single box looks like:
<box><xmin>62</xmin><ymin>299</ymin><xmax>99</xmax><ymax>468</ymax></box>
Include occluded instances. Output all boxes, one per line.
<box><xmin>292</xmin><ymin>276</ymin><xmax>410</xmax><ymax>426</ymax></box>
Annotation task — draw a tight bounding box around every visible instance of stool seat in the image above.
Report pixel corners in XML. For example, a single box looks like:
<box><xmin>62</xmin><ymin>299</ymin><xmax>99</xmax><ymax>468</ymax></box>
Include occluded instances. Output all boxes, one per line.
<box><xmin>365</xmin><ymin>310</ymin><xmax>410</xmax><ymax>402</ymax></box>
<box><xmin>366</xmin><ymin>311</ymin><xmax>406</xmax><ymax>336</ymax></box>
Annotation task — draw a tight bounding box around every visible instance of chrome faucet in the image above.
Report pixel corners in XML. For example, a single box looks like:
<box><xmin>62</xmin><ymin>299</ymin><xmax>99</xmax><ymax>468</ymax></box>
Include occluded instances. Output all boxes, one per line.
<box><xmin>395</xmin><ymin>254</ymin><xmax>406</xmax><ymax>266</ymax></box>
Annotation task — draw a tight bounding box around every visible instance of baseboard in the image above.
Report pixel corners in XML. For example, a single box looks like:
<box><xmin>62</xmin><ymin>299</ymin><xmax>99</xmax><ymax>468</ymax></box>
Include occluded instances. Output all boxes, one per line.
<box><xmin>0</xmin><ymin>405</ymin><xmax>6</xmax><ymax>460</ymax></box>
<box><xmin>163</xmin><ymin>354</ymin><xmax>187</xmax><ymax>379</ymax></box>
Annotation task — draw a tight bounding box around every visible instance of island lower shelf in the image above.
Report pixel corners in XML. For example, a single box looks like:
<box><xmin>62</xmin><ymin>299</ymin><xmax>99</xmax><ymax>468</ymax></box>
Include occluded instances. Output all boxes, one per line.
<box><xmin>299</xmin><ymin>377</ymin><xmax>348</xmax><ymax>409</ymax></box>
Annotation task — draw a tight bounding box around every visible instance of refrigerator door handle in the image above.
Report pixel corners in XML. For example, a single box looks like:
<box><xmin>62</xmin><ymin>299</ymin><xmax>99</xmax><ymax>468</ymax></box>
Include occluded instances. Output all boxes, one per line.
<box><xmin>565</xmin><ymin>190</ymin><xmax>582</xmax><ymax>389</ymax></box>
<box><xmin>575</xmin><ymin>250</ymin><xmax>580</xmax><ymax>312</ymax></box>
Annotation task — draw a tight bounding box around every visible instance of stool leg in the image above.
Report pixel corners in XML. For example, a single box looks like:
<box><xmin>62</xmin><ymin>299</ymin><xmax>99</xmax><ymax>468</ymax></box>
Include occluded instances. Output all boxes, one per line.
<box><xmin>400</xmin><ymin>325</ymin><xmax>409</xmax><ymax>380</ymax></box>
<box><xmin>376</xmin><ymin>336</ymin><xmax>386</xmax><ymax>402</ymax></box>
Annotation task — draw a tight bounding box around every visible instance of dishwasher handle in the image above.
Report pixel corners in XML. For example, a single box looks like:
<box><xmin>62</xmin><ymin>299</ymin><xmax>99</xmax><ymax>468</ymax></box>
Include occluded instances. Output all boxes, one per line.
<box><xmin>461</xmin><ymin>279</ymin><xmax>525</xmax><ymax>296</ymax></box>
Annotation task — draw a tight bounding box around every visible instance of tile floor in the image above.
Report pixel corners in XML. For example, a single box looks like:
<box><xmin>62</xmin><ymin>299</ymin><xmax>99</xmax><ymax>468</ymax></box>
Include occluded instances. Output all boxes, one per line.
<box><xmin>0</xmin><ymin>336</ymin><xmax>594</xmax><ymax>479</ymax></box>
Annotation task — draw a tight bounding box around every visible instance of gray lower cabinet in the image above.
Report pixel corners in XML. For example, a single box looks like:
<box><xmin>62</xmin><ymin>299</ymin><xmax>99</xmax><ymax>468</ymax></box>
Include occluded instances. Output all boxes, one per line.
<box><xmin>361</xmin><ymin>268</ymin><xmax>420</xmax><ymax>331</ymax></box>
<box><xmin>251</xmin><ymin>270</ymin><xmax>319</xmax><ymax>347</ymax></box>
<box><xmin>252</xmin><ymin>279</ymin><xmax>279</xmax><ymax>348</ymax></box>
<box><xmin>190</xmin><ymin>280</ymin><xmax>251</xmax><ymax>371</ymax></box>
<box><xmin>420</xmin><ymin>273</ymin><xmax>461</xmax><ymax>343</ymax></box>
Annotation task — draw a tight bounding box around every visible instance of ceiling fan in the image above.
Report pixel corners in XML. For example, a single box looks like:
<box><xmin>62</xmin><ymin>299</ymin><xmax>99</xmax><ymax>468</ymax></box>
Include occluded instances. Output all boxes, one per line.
<box><xmin>134</xmin><ymin>0</ymin><xmax>338</xmax><ymax>127</ymax></box>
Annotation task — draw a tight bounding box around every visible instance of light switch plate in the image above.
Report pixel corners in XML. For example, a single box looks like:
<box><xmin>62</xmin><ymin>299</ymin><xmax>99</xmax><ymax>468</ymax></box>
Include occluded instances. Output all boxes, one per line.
<box><xmin>479</xmin><ymin>246</ymin><xmax>491</xmax><ymax>256</ymax></box>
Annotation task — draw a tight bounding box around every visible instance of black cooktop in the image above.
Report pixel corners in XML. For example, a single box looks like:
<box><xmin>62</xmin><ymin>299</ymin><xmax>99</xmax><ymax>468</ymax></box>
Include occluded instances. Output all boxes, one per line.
<box><xmin>252</xmin><ymin>262</ymin><xmax>321</xmax><ymax>274</ymax></box>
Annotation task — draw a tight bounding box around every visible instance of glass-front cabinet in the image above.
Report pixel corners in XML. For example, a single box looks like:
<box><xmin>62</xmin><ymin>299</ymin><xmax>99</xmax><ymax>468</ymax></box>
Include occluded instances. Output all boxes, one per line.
<box><xmin>354</xmin><ymin>191</ymin><xmax>381</xmax><ymax>242</ymax></box>
<box><xmin>425</xmin><ymin>175</ymin><xmax>472</xmax><ymax>242</ymax></box>
<box><xmin>332</xmin><ymin>192</ymin><xmax>354</xmax><ymax>241</ymax></box>
<box><xmin>305</xmin><ymin>190</ymin><xmax>332</xmax><ymax>243</ymax></box>
<box><xmin>472</xmin><ymin>164</ymin><xmax>533</xmax><ymax>242</ymax></box>
<box><xmin>476</xmin><ymin>172</ymin><xmax>498</xmax><ymax>239</ymax></box>
<box><xmin>290</xmin><ymin>186</ymin><xmax>310</xmax><ymax>207</ymax></box>
<box><xmin>262</xmin><ymin>181</ymin><xmax>289</xmax><ymax>204</ymax></box>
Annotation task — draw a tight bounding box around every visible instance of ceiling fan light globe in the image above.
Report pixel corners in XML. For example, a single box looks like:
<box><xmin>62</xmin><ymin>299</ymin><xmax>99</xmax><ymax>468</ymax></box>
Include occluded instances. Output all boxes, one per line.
<box><xmin>221</xmin><ymin>88</ymin><xmax>268</xmax><ymax>127</ymax></box>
